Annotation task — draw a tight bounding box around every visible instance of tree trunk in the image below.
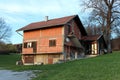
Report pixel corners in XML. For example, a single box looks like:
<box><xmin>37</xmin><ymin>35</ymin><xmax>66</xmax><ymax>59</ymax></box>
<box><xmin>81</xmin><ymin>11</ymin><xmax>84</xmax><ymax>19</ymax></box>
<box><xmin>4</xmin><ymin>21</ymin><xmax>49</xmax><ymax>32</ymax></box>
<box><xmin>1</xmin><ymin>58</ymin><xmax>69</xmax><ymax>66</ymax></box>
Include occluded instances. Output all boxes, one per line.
<box><xmin>106</xmin><ymin>6</ymin><xmax>112</xmax><ymax>53</ymax></box>
<box><xmin>107</xmin><ymin>32</ymin><xmax>112</xmax><ymax>53</ymax></box>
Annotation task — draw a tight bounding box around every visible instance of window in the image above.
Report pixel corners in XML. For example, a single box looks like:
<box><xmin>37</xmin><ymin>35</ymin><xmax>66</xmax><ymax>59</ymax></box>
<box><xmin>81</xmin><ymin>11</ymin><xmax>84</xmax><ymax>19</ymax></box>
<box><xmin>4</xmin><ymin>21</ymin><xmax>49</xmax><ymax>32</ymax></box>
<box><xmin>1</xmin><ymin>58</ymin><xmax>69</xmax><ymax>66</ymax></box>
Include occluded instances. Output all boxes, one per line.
<box><xmin>27</xmin><ymin>42</ymin><xmax>32</xmax><ymax>48</ymax></box>
<box><xmin>49</xmin><ymin>39</ymin><xmax>56</xmax><ymax>47</ymax></box>
<box><xmin>24</xmin><ymin>42</ymin><xmax>27</xmax><ymax>48</ymax></box>
<box><xmin>24</xmin><ymin>42</ymin><xmax>37</xmax><ymax>48</ymax></box>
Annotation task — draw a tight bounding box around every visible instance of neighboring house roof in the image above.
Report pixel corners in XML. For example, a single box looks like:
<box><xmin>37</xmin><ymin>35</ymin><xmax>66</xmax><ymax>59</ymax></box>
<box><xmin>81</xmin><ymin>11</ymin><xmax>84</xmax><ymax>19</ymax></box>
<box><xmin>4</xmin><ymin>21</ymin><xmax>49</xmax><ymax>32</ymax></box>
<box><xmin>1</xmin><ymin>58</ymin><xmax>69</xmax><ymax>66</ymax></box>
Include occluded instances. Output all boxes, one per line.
<box><xmin>81</xmin><ymin>35</ymin><xmax>102</xmax><ymax>41</ymax></box>
<box><xmin>16</xmin><ymin>15</ymin><xmax>87</xmax><ymax>36</ymax></box>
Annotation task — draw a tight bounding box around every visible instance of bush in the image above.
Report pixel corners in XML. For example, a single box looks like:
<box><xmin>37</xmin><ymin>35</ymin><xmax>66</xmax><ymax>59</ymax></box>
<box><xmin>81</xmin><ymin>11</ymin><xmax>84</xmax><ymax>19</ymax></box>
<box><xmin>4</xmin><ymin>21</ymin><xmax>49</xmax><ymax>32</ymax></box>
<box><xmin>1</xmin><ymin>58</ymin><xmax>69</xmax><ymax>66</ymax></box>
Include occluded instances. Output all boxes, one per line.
<box><xmin>0</xmin><ymin>41</ymin><xmax>17</xmax><ymax>55</ymax></box>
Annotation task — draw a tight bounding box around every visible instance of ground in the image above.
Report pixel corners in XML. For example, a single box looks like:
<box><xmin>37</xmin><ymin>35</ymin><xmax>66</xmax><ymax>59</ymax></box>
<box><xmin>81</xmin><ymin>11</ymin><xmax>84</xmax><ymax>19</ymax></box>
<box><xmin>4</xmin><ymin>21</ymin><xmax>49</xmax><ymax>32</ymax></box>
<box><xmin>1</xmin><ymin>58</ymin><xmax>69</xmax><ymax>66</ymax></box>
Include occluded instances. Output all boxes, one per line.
<box><xmin>0</xmin><ymin>51</ymin><xmax>120</xmax><ymax>80</ymax></box>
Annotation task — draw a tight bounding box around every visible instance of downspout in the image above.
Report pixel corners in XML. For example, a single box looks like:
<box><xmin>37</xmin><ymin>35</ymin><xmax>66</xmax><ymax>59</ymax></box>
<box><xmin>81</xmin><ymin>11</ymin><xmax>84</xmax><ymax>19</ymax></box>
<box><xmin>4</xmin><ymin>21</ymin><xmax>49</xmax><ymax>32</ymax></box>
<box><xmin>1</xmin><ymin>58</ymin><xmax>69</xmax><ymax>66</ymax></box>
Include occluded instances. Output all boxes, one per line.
<box><xmin>62</xmin><ymin>25</ymin><xmax>66</xmax><ymax>61</ymax></box>
<box><xmin>16</xmin><ymin>31</ymin><xmax>24</xmax><ymax>64</ymax></box>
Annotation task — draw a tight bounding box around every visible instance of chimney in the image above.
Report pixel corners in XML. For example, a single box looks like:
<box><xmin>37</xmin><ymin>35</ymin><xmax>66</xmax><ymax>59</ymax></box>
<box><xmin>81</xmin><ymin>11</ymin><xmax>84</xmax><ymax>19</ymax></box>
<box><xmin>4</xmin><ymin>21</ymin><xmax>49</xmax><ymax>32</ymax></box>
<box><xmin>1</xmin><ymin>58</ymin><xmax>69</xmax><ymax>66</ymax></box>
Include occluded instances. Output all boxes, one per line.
<box><xmin>45</xmin><ymin>16</ymin><xmax>48</xmax><ymax>21</ymax></box>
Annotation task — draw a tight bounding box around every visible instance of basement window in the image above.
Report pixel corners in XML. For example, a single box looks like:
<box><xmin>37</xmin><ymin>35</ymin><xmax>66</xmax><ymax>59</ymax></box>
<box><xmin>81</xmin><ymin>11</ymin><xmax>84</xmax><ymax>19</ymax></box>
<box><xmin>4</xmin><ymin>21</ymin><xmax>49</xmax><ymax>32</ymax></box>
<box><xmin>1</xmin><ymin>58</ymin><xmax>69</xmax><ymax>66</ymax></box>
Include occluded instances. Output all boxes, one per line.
<box><xmin>49</xmin><ymin>39</ymin><xmax>56</xmax><ymax>47</ymax></box>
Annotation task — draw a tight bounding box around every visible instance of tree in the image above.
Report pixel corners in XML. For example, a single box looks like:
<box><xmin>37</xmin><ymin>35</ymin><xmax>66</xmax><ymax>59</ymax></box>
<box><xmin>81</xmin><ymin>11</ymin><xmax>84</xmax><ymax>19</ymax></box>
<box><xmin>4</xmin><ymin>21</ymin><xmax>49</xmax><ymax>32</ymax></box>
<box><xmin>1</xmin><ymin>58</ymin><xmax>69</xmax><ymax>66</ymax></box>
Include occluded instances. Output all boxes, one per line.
<box><xmin>86</xmin><ymin>26</ymin><xmax>102</xmax><ymax>35</ymax></box>
<box><xmin>0</xmin><ymin>42</ymin><xmax>17</xmax><ymax>54</ymax></box>
<box><xmin>83</xmin><ymin>20</ymin><xmax>103</xmax><ymax>35</ymax></box>
<box><xmin>0</xmin><ymin>18</ymin><xmax>11</xmax><ymax>42</ymax></box>
<box><xmin>81</xmin><ymin>0</ymin><xmax>120</xmax><ymax>52</ymax></box>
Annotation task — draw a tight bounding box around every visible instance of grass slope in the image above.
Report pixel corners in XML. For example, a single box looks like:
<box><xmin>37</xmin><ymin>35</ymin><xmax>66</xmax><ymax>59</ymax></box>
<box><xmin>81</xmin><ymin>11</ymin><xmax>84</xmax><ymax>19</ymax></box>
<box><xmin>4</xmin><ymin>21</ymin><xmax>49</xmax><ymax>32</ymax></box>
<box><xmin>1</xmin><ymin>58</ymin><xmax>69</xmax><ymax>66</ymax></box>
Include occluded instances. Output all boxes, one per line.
<box><xmin>0</xmin><ymin>51</ymin><xmax>120</xmax><ymax>80</ymax></box>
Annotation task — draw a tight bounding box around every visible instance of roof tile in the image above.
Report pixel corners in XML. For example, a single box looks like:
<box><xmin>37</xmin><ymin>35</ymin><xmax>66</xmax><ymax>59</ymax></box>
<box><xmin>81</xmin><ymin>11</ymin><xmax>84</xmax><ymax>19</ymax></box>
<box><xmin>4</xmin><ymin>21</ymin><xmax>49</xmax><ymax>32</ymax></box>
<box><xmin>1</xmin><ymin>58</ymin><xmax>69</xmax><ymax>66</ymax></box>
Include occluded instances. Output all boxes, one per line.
<box><xmin>81</xmin><ymin>35</ymin><xmax>101</xmax><ymax>41</ymax></box>
<box><xmin>17</xmin><ymin>15</ymin><xmax>77</xmax><ymax>31</ymax></box>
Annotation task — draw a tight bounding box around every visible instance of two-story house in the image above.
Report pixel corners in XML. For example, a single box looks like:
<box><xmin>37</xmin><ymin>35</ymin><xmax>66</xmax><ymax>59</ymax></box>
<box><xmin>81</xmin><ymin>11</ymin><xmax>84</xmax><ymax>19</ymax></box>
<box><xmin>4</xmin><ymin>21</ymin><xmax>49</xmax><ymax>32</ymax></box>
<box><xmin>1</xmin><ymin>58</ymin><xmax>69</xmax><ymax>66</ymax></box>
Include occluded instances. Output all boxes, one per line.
<box><xmin>17</xmin><ymin>15</ymin><xmax>107</xmax><ymax>65</ymax></box>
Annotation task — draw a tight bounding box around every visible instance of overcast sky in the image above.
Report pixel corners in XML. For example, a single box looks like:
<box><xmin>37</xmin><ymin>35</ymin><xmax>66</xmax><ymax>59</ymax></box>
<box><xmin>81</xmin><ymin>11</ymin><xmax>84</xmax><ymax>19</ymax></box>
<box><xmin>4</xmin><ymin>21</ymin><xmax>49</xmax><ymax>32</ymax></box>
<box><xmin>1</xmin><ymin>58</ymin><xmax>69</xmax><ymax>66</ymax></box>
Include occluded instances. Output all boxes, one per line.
<box><xmin>0</xmin><ymin>0</ymin><xmax>88</xmax><ymax>44</ymax></box>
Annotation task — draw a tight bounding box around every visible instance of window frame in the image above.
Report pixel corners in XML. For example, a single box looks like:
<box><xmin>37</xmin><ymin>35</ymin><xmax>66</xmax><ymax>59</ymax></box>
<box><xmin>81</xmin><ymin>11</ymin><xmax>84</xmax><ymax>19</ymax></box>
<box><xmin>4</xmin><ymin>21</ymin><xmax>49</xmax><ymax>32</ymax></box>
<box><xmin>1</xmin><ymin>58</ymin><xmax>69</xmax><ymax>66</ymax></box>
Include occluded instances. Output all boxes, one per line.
<box><xmin>24</xmin><ymin>41</ymin><xmax>37</xmax><ymax>48</ymax></box>
<box><xmin>49</xmin><ymin>39</ymin><xmax>56</xmax><ymax>47</ymax></box>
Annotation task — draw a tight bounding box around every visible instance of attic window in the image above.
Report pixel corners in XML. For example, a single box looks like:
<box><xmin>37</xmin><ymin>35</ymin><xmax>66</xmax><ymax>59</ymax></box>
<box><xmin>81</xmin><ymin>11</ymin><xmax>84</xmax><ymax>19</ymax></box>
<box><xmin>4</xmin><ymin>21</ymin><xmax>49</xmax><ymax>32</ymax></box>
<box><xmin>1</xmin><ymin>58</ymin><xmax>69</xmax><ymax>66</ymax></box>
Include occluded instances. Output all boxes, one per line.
<box><xmin>49</xmin><ymin>39</ymin><xmax>56</xmax><ymax>47</ymax></box>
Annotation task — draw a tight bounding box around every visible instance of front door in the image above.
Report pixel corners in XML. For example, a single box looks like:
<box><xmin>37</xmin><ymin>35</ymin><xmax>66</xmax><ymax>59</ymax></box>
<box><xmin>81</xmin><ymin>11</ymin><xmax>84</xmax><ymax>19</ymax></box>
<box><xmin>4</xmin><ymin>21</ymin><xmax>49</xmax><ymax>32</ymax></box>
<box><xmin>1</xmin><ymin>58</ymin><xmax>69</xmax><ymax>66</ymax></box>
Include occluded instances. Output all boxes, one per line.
<box><xmin>48</xmin><ymin>58</ymin><xmax>53</xmax><ymax>64</ymax></box>
<box><xmin>91</xmin><ymin>42</ymin><xmax>97</xmax><ymax>54</ymax></box>
<box><xmin>48</xmin><ymin>55</ymin><xmax>53</xmax><ymax>64</ymax></box>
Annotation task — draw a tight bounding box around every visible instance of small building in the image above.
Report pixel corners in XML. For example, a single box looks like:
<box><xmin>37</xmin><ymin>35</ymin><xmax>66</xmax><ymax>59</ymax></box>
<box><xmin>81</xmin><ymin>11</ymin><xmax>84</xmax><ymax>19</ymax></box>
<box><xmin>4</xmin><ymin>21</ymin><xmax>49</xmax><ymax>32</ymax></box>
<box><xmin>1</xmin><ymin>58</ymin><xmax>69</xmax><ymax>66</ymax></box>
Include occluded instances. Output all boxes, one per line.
<box><xmin>17</xmin><ymin>15</ymin><xmax>107</xmax><ymax>65</ymax></box>
<box><xmin>81</xmin><ymin>35</ymin><xmax>107</xmax><ymax>55</ymax></box>
<box><xmin>111</xmin><ymin>38</ymin><xmax>120</xmax><ymax>51</ymax></box>
<box><xmin>14</xmin><ymin>43</ymin><xmax>22</xmax><ymax>53</ymax></box>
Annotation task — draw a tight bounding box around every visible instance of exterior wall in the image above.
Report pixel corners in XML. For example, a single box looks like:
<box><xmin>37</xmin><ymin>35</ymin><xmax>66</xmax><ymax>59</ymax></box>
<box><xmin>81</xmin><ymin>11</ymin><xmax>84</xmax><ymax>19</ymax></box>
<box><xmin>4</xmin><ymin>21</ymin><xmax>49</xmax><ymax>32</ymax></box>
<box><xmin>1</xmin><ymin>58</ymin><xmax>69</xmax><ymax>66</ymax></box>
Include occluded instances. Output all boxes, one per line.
<box><xmin>64</xmin><ymin>20</ymin><xmax>83</xmax><ymax>60</ymax></box>
<box><xmin>23</xmin><ymin>26</ymin><xmax>64</xmax><ymax>54</ymax></box>
<box><xmin>23</xmin><ymin>30</ymin><xmax>40</xmax><ymax>54</ymax></box>
<box><xmin>22</xmin><ymin>54</ymin><xmax>34</xmax><ymax>65</ymax></box>
<box><xmin>22</xmin><ymin>48</ymin><xmax>33</xmax><ymax>54</ymax></box>
<box><xmin>64</xmin><ymin>20</ymin><xmax>81</xmax><ymax>39</ymax></box>
<box><xmin>38</xmin><ymin>26</ymin><xmax>64</xmax><ymax>53</ymax></box>
<box><xmin>34</xmin><ymin>54</ymin><xmax>64</xmax><ymax>64</ymax></box>
<box><xmin>22</xmin><ymin>54</ymin><xmax>64</xmax><ymax>65</ymax></box>
<box><xmin>22</xmin><ymin>26</ymin><xmax>64</xmax><ymax>64</ymax></box>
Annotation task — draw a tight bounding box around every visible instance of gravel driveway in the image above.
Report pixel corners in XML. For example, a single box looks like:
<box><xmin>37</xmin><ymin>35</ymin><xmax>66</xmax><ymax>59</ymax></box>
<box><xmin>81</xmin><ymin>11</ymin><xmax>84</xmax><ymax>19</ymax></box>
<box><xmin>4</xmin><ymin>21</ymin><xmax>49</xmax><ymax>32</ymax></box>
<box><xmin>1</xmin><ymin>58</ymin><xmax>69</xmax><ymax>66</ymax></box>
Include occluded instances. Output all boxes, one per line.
<box><xmin>0</xmin><ymin>70</ymin><xmax>36</xmax><ymax>80</ymax></box>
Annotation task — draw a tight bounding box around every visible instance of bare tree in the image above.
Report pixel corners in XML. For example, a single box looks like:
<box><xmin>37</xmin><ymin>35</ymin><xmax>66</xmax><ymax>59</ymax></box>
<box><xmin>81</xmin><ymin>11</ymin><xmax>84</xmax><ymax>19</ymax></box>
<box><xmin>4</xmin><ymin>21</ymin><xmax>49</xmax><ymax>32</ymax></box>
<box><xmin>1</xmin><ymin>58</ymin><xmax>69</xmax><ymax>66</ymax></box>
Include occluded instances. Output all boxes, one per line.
<box><xmin>83</xmin><ymin>19</ymin><xmax>103</xmax><ymax>35</ymax></box>
<box><xmin>0</xmin><ymin>18</ymin><xmax>11</xmax><ymax>42</ymax></box>
<box><xmin>86</xmin><ymin>26</ymin><xmax>103</xmax><ymax>35</ymax></box>
<box><xmin>81</xmin><ymin>0</ymin><xmax>120</xmax><ymax>53</ymax></box>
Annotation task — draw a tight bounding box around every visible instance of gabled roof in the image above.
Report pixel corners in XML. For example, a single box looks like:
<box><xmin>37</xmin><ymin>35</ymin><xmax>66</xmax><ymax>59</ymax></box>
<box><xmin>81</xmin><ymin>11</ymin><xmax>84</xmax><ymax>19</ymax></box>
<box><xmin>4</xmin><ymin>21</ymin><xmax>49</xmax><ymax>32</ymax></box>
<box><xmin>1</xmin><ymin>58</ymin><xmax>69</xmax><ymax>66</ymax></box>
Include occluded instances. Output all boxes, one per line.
<box><xmin>81</xmin><ymin>35</ymin><xmax>102</xmax><ymax>41</ymax></box>
<box><xmin>16</xmin><ymin>15</ymin><xmax>87</xmax><ymax>36</ymax></box>
<box><xmin>17</xmin><ymin>15</ymin><xmax>76</xmax><ymax>31</ymax></box>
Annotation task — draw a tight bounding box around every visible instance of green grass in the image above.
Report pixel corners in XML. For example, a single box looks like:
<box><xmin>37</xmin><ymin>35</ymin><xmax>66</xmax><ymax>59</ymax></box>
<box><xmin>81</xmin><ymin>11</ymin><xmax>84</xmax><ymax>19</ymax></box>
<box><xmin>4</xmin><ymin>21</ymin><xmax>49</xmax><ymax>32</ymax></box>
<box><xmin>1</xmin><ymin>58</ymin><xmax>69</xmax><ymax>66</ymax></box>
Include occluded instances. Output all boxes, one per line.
<box><xmin>0</xmin><ymin>54</ymin><xmax>21</xmax><ymax>68</ymax></box>
<box><xmin>0</xmin><ymin>51</ymin><xmax>120</xmax><ymax>80</ymax></box>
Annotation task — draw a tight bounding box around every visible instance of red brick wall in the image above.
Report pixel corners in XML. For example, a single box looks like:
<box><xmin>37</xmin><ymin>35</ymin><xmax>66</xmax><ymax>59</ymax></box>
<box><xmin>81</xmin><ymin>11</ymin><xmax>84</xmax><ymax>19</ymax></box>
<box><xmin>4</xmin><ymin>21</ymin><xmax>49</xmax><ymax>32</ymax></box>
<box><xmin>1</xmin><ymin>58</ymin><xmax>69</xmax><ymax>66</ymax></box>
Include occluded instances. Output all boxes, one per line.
<box><xmin>23</xmin><ymin>30</ymin><xmax>40</xmax><ymax>54</ymax></box>
<box><xmin>38</xmin><ymin>26</ymin><xmax>63</xmax><ymax>53</ymax></box>
<box><xmin>24</xmin><ymin>30</ymin><xmax>40</xmax><ymax>40</ymax></box>
<box><xmin>23</xmin><ymin>48</ymin><xmax>33</xmax><ymax>54</ymax></box>
<box><xmin>23</xmin><ymin>26</ymin><xmax>64</xmax><ymax>54</ymax></box>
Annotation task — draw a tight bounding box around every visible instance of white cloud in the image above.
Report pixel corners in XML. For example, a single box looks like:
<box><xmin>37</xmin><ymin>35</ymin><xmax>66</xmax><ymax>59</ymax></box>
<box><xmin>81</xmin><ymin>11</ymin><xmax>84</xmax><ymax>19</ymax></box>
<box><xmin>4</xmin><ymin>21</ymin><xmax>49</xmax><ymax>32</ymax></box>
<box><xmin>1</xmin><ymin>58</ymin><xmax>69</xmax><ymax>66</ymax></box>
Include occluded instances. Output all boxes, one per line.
<box><xmin>0</xmin><ymin>0</ymin><xmax>63</xmax><ymax>15</ymax></box>
<box><xmin>0</xmin><ymin>0</ymin><xmax>82</xmax><ymax>44</ymax></box>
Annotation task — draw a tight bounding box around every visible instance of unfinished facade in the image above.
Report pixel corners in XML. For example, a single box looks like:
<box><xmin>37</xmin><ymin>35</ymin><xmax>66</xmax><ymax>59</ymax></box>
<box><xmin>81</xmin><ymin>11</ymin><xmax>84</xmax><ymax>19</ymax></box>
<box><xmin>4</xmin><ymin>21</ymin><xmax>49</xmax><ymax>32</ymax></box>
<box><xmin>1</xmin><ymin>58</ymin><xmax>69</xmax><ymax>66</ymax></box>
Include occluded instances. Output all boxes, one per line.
<box><xmin>17</xmin><ymin>15</ymin><xmax>106</xmax><ymax>65</ymax></box>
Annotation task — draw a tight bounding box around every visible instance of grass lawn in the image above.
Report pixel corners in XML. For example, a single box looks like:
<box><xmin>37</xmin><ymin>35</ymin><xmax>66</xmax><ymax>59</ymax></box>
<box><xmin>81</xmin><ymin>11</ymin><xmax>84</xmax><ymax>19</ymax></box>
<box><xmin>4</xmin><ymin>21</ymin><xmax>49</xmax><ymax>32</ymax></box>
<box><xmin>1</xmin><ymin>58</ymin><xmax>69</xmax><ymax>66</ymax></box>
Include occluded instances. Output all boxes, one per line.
<box><xmin>0</xmin><ymin>51</ymin><xmax>120</xmax><ymax>80</ymax></box>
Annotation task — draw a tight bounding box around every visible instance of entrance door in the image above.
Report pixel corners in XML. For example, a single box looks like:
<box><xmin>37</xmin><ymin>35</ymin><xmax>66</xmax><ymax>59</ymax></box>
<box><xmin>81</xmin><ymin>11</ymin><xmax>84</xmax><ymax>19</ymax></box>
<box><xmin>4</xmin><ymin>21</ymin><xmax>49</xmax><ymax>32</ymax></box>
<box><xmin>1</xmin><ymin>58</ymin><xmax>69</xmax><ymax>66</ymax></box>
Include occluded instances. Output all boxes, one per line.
<box><xmin>48</xmin><ymin>58</ymin><xmax>53</xmax><ymax>64</ymax></box>
<box><xmin>48</xmin><ymin>55</ymin><xmax>53</xmax><ymax>64</ymax></box>
<box><xmin>92</xmin><ymin>43</ymin><xmax>97</xmax><ymax>54</ymax></box>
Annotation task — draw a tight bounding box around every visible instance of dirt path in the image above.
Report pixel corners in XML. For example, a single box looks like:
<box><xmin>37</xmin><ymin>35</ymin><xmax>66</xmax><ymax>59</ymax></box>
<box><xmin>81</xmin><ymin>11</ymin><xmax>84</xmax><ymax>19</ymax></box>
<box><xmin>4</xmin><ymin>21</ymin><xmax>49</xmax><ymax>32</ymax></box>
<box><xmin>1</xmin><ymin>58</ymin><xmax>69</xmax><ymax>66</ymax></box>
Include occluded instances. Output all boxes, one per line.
<box><xmin>0</xmin><ymin>70</ymin><xmax>36</xmax><ymax>80</ymax></box>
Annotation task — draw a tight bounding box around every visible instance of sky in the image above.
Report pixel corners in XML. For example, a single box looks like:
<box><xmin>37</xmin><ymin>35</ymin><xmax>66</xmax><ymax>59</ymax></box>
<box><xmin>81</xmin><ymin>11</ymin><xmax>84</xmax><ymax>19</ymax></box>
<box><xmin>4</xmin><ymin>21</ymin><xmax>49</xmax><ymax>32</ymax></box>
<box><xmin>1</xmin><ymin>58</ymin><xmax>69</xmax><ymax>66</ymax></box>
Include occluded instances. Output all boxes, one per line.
<box><xmin>0</xmin><ymin>0</ymin><xmax>88</xmax><ymax>44</ymax></box>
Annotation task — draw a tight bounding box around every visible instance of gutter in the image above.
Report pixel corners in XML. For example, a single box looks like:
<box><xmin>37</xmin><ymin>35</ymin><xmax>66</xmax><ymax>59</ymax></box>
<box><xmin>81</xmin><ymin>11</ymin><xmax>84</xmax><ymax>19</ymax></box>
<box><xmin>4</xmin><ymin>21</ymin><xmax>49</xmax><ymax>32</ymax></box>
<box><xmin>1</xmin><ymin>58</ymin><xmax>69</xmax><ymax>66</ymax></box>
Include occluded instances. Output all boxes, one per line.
<box><xmin>16</xmin><ymin>31</ymin><xmax>23</xmax><ymax>37</ymax></box>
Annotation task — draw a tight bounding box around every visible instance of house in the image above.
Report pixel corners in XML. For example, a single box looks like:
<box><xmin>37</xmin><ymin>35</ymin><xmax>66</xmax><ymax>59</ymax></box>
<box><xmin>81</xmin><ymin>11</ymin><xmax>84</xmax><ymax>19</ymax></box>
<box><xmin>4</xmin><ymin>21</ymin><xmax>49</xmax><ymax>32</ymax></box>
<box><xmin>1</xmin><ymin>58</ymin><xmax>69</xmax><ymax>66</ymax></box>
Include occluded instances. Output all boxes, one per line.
<box><xmin>17</xmin><ymin>15</ymin><xmax>106</xmax><ymax>65</ymax></box>
<box><xmin>81</xmin><ymin>35</ymin><xmax>107</xmax><ymax>55</ymax></box>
